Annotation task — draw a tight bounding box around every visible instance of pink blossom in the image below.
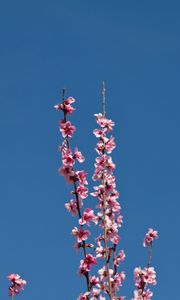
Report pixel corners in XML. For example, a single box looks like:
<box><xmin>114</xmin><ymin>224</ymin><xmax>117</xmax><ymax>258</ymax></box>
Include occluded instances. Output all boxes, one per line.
<box><xmin>98</xmin><ymin>266</ymin><xmax>114</xmax><ymax>281</ymax></box>
<box><xmin>93</xmin><ymin>128</ymin><xmax>106</xmax><ymax>138</ymax></box>
<box><xmin>95</xmin><ymin>241</ymin><xmax>105</xmax><ymax>258</ymax></box>
<box><xmin>79</xmin><ymin>208</ymin><xmax>97</xmax><ymax>226</ymax></box>
<box><xmin>77</xmin><ymin>184</ymin><xmax>88</xmax><ymax>199</ymax></box>
<box><xmin>108</xmin><ymin>198</ymin><xmax>121</xmax><ymax>214</ymax></box>
<box><xmin>59</xmin><ymin>120</ymin><xmax>76</xmax><ymax>138</ymax></box>
<box><xmin>79</xmin><ymin>254</ymin><xmax>97</xmax><ymax>275</ymax></box>
<box><xmin>95</xmin><ymin>155</ymin><xmax>116</xmax><ymax>173</ymax></box>
<box><xmin>65</xmin><ymin>199</ymin><xmax>78</xmax><ymax>216</ymax></box>
<box><xmin>72</xmin><ymin>226</ymin><xmax>90</xmax><ymax>243</ymax></box>
<box><xmin>7</xmin><ymin>273</ymin><xmax>26</xmax><ymax>296</ymax></box>
<box><xmin>110</xmin><ymin>234</ymin><xmax>121</xmax><ymax>244</ymax></box>
<box><xmin>74</xmin><ymin>148</ymin><xmax>85</xmax><ymax>163</ymax></box>
<box><xmin>105</xmin><ymin>136</ymin><xmax>116</xmax><ymax>153</ymax></box>
<box><xmin>132</xmin><ymin>289</ymin><xmax>153</xmax><ymax>300</ymax></box>
<box><xmin>113</xmin><ymin>250</ymin><xmax>126</xmax><ymax>266</ymax></box>
<box><xmin>75</xmin><ymin>170</ymin><xmax>88</xmax><ymax>185</ymax></box>
<box><xmin>113</xmin><ymin>272</ymin><xmax>126</xmax><ymax>287</ymax></box>
<box><xmin>143</xmin><ymin>228</ymin><xmax>158</xmax><ymax>247</ymax></box>
<box><xmin>116</xmin><ymin>215</ymin><xmax>123</xmax><ymax>226</ymax></box>
<box><xmin>89</xmin><ymin>275</ymin><xmax>100</xmax><ymax>287</ymax></box>
<box><xmin>58</xmin><ymin>166</ymin><xmax>74</xmax><ymax>183</ymax></box>
<box><xmin>62</xmin><ymin>150</ymin><xmax>75</xmax><ymax>168</ymax></box>
<box><xmin>54</xmin><ymin>97</ymin><xmax>75</xmax><ymax>115</ymax></box>
<box><xmin>94</xmin><ymin>113</ymin><xmax>115</xmax><ymax>131</ymax></box>
<box><xmin>91</xmin><ymin>288</ymin><xmax>101</xmax><ymax>297</ymax></box>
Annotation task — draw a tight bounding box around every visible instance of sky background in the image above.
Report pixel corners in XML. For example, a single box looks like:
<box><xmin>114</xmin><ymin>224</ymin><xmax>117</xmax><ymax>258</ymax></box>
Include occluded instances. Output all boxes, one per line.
<box><xmin>0</xmin><ymin>0</ymin><xmax>179</xmax><ymax>299</ymax></box>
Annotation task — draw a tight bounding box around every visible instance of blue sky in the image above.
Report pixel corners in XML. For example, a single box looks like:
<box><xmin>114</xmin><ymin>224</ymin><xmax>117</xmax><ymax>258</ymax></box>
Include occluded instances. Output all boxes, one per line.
<box><xmin>0</xmin><ymin>0</ymin><xmax>179</xmax><ymax>299</ymax></box>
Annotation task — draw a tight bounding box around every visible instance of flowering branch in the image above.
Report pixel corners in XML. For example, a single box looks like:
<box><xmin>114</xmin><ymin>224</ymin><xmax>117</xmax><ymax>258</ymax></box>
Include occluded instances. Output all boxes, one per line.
<box><xmin>55</xmin><ymin>91</ymin><xmax>97</xmax><ymax>300</ymax></box>
<box><xmin>55</xmin><ymin>86</ymin><xmax>159</xmax><ymax>300</ymax></box>
<box><xmin>91</xmin><ymin>82</ymin><xmax>125</xmax><ymax>300</ymax></box>
<box><xmin>132</xmin><ymin>229</ymin><xmax>158</xmax><ymax>300</ymax></box>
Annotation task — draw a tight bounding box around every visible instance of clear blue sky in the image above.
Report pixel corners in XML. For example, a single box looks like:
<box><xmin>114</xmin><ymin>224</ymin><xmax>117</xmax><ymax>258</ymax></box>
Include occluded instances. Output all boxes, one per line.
<box><xmin>0</xmin><ymin>1</ymin><xmax>179</xmax><ymax>299</ymax></box>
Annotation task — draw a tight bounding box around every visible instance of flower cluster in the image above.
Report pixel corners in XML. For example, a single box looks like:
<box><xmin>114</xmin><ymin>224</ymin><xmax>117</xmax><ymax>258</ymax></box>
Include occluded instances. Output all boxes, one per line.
<box><xmin>91</xmin><ymin>113</ymin><xmax>125</xmax><ymax>299</ymax></box>
<box><xmin>7</xmin><ymin>273</ymin><xmax>26</xmax><ymax>297</ymax></box>
<box><xmin>132</xmin><ymin>229</ymin><xmax>158</xmax><ymax>300</ymax></box>
<box><xmin>55</xmin><ymin>92</ymin><xmax>159</xmax><ymax>300</ymax></box>
<box><xmin>55</xmin><ymin>95</ymin><xmax>97</xmax><ymax>299</ymax></box>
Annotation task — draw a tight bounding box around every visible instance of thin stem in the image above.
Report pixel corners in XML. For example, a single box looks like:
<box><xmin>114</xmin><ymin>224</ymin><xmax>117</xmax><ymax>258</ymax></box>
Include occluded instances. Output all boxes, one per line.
<box><xmin>102</xmin><ymin>81</ymin><xmax>106</xmax><ymax>117</ymax></box>
<box><xmin>147</xmin><ymin>242</ymin><xmax>152</xmax><ymax>267</ymax></box>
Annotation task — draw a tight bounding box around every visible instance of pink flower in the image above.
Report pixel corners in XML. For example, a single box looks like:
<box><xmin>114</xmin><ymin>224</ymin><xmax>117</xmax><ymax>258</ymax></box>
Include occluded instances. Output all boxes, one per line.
<box><xmin>54</xmin><ymin>97</ymin><xmax>76</xmax><ymax>115</ymax></box>
<box><xmin>143</xmin><ymin>228</ymin><xmax>158</xmax><ymax>247</ymax></box>
<box><xmin>105</xmin><ymin>136</ymin><xmax>116</xmax><ymax>153</ymax></box>
<box><xmin>62</xmin><ymin>150</ymin><xmax>75</xmax><ymax>168</ymax></box>
<box><xmin>95</xmin><ymin>155</ymin><xmax>116</xmax><ymax>173</ymax></box>
<box><xmin>77</xmin><ymin>184</ymin><xmax>88</xmax><ymax>199</ymax></box>
<box><xmin>64</xmin><ymin>96</ymin><xmax>76</xmax><ymax>105</ymax></box>
<box><xmin>94</xmin><ymin>113</ymin><xmax>115</xmax><ymax>131</ymax></box>
<box><xmin>92</xmin><ymin>288</ymin><xmax>101</xmax><ymax>297</ymax></box>
<box><xmin>72</xmin><ymin>226</ymin><xmax>90</xmax><ymax>243</ymax></box>
<box><xmin>79</xmin><ymin>254</ymin><xmax>97</xmax><ymax>275</ymax></box>
<box><xmin>113</xmin><ymin>250</ymin><xmax>126</xmax><ymax>266</ymax></box>
<box><xmin>59</xmin><ymin>121</ymin><xmax>76</xmax><ymax>138</ymax></box>
<box><xmin>98</xmin><ymin>266</ymin><xmax>113</xmax><ymax>281</ymax></box>
<box><xmin>7</xmin><ymin>273</ymin><xmax>26</xmax><ymax>296</ymax></box>
<box><xmin>65</xmin><ymin>199</ymin><xmax>79</xmax><ymax>216</ymax></box>
<box><xmin>89</xmin><ymin>275</ymin><xmax>100</xmax><ymax>286</ymax></box>
<box><xmin>75</xmin><ymin>171</ymin><xmax>88</xmax><ymax>185</ymax></box>
<box><xmin>58</xmin><ymin>166</ymin><xmax>75</xmax><ymax>183</ymax></box>
<box><xmin>113</xmin><ymin>272</ymin><xmax>125</xmax><ymax>287</ymax></box>
<box><xmin>95</xmin><ymin>241</ymin><xmax>105</xmax><ymax>258</ymax></box>
<box><xmin>93</xmin><ymin>128</ymin><xmax>106</xmax><ymax>138</ymax></box>
<box><xmin>132</xmin><ymin>289</ymin><xmax>153</xmax><ymax>300</ymax></box>
<box><xmin>74</xmin><ymin>148</ymin><xmax>85</xmax><ymax>163</ymax></box>
<box><xmin>79</xmin><ymin>208</ymin><xmax>97</xmax><ymax>226</ymax></box>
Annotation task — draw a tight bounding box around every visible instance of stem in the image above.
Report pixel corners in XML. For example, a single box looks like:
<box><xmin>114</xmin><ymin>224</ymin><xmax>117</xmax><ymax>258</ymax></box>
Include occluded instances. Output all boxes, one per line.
<box><xmin>102</xmin><ymin>80</ymin><xmax>106</xmax><ymax>117</ymax></box>
<box><xmin>147</xmin><ymin>242</ymin><xmax>152</xmax><ymax>267</ymax></box>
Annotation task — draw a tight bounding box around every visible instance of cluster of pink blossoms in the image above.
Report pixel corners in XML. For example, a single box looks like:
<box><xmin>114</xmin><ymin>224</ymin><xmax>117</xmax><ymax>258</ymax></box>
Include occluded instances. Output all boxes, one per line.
<box><xmin>55</xmin><ymin>93</ymin><xmax>159</xmax><ymax>300</ymax></box>
<box><xmin>7</xmin><ymin>273</ymin><xmax>26</xmax><ymax>297</ymax></box>
<box><xmin>90</xmin><ymin>113</ymin><xmax>125</xmax><ymax>300</ymax></box>
<box><xmin>55</xmin><ymin>95</ymin><xmax>97</xmax><ymax>299</ymax></box>
<box><xmin>132</xmin><ymin>228</ymin><xmax>158</xmax><ymax>300</ymax></box>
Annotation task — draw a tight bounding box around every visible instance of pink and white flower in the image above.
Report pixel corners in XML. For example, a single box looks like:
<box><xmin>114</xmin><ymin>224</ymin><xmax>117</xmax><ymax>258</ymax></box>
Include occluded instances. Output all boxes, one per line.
<box><xmin>79</xmin><ymin>254</ymin><xmax>97</xmax><ymax>275</ymax></box>
<box><xmin>7</xmin><ymin>273</ymin><xmax>26</xmax><ymax>296</ymax></box>
<box><xmin>74</xmin><ymin>148</ymin><xmax>85</xmax><ymax>163</ymax></box>
<box><xmin>79</xmin><ymin>208</ymin><xmax>98</xmax><ymax>226</ymax></box>
<box><xmin>59</xmin><ymin>120</ymin><xmax>76</xmax><ymax>138</ymax></box>
<box><xmin>72</xmin><ymin>226</ymin><xmax>90</xmax><ymax>243</ymax></box>
<box><xmin>143</xmin><ymin>228</ymin><xmax>158</xmax><ymax>247</ymax></box>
